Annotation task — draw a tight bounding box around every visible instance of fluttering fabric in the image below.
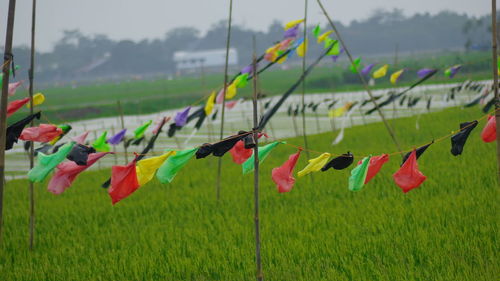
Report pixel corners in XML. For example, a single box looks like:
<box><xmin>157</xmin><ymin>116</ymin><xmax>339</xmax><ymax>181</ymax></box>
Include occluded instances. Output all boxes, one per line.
<box><xmin>401</xmin><ymin>142</ymin><xmax>432</xmax><ymax>166</ymax></box>
<box><xmin>481</xmin><ymin>115</ymin><xmax>496</xmax><ymax>143</ymax></box>
<box><xmin>242</xmin><ymin>141</ymin><xmax>283</xmax><ymax>174</ymax></box>
<box><xmin>390</xmin><ymin>69</ymin><xmax>405</xmax><ymax>85</ymax></box>
<box><xmin>66</xmin><ymin>144</ymin><xmax>96</xmax><ymax>166</ymax></box>
<box><xmin>196</xmin><ymin>132</ymin><xmax>248</xmax><ymax>159</ymax></box>
<box><xmin>28</xmin><ymin>141</ymin><xmax>75</xmax><ymax>182</ymax></box>
<box><xmin>445</xmin><ymin>65</ymin><xmax>462</xmax><ymax>78</ymax></box>
<box><xmin>417</xmin><ymin>68</ymin><xmax>436</xmax><ymax>79</ymax></box>
<box><xmin>321</xmin><ymin>152</ymin><xmax>354</xmax><ymax>171</ymax></box>
<box><xmin>72</xmin><ymin>131</ymin><xmax>89</xmax><ymax>144</ymax></box>
<box><xmin>297</xmin><ymin>153</ymin><xmax>331</xmax><ymax>177</ymax></box>
<box><xmin>157</xmin><ymin>148</ymin><xmax>197</xmax><ymax>183</ymax></box>
<box><xmin>284</xmin><ymin>19</ymin><xmax>304</xmax><ymax>30</ymax></box>
<box><xmin>134</xmin><ymin>120</ymin><xmax>152</xmax><ymax>139</ymax></box>
<box><xmin>296</xmin><ymin>39</ymin><xmax>307</xmax><ymax>58</ymax></box>
<box><xmin>451</xmin><ymin>120</ymin><xmax>478</xmax><ymax>156</ymax></box>
<box><xmin>7</xmin><ymin>97</ymin><xmax>29</xmax><ymax>117</ymax></box>
<box><xmin>272</xmin><ymin>149</ymin><xmax>301</xmax><ymax>193</ymax></box>
<box><xmin>348</xmin><ymin>156</ymin><xmax>371</xmax><ymax>191</ymax></box>
<box><xmin>317</xmin><ymin>31</ymin><xmax>333</xmax><ymax>43</ymax></box>
<box><xmin>107</xmin><ymin>129</ymin><xmax>127</xmax><ymax>145</ymax></box>
<box><xmin>19</xmin><ymin>124</ymin><xmax>63</xmax><ymax>142</ymax></box>
<box><xmin>358</xmin><ymin>154</ymin><xmax>389</xmax><ymax>184</ymax></box>
<box><xmin>372</xmin><ymin>64</ymin><xmax>389</xmax><ymax>79</ymax></box>
<box><xmin>92</xmin><ymin>131</ymin><xmax>111</xmax><ymax>152</ymax></box>
<box><xmin>48</xmin><ymin>152</ymin><xmax>109</xmax><ymax>195</ymax></box>
<box><xmin>312</xmin><ymin>24</ymin><xmax>321</xmax><ymax>37</ymax></box>
<box><xmin>8</xmin><ymin>81</ymin><xmax>22</xmax><ymax>96</ymax></box>
<box><xmin>349</xmin><ymin>58</ymin><xmax>362</xmax><ymax>73</ymax></box>
<box><xmin>230</xmin><ymin>139</ymin><xmax>253</xmax><ymax>164</ymax></box>
<box><xmin>361</xmin><ymin>63</ymin><xmax>376</xmax><ymax>76</ymax></box>
<box><xmin>48</xmin><ymin>124</ymin><xmax>72</xmax><ymax>145</ymax></box>
<box><xmin>284</xmin><ymin>25</ymin><xmax>299</xmax><ymax>38</ymax></box>
<box><xmin>6</xmin><ymin>112</ymin><xmax>41</xmax><ymax>150</ymax></box>
<box><xmin>234</xmin><ymin>73</ymin><xmax>249</xmax><ymax>88</ymax></box>
<box><xmin>225</xmin><ymin>100</ymin><xmax>238</xmax><ymax>109</ymax></box>
<box><xmin>108</xmin><ymin>159</ymin><xmax>140</xmax><ymax>204</ymax></box>
<box><xmin>26</xmin><ymin>93</ymin><xmax>45</xmax><ymax>108</ymax></box>
<box><xmin>136</xmin><ymin>151</ymin><xmax>176</xmax><ymax>186</ymax></box>
<box><xmin>393</xmin><ymin>150</ymin><xmax>426</xmax><ymax>193</ymax></box>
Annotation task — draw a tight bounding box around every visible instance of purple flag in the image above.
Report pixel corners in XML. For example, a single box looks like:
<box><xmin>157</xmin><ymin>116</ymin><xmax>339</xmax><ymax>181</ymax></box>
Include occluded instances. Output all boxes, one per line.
<box><xmin>417</xmin><ymin>68</ymin><xmax>436</xmax><ymax>78</ymax></box>
<box><xmin>449</xmin><ymin>65</ymin><xmax>462</xmax><ymax>78</ymax></box>
<box><xmin>241</xmin><ymin>65</ymin><xmax>253</xmax><ymax>74</ymax></box>
<box><xmin>284</xmin><ymin>25</ymin><xmax>299</xmax><ymax>39</ymax></box>
<box><xmin>361</xmin><ymin>63</ymin><xmax>376</xmax><ymax>76</ymax></box>
<box><xmin>107</xmin><ymin>129</ymin><xmax>127</xmax><ymax>145</ymax></box>
<box><xmin>174</xmin><ymin>106</ymin><xmax>191</xmax><ymax>126</ymax></box>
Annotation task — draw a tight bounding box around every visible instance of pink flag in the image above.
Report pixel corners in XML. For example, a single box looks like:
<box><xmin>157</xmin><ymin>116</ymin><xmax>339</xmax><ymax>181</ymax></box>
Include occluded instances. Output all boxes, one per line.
<box><xmin>225</xmin><ymin>100</ymin><xmax>238</xmax><ymax>109</ymax></box>
<box><xmin>393</xmin><ymin>150</ymin><xmax>426</xmax><ymax>193</ymax></box>
<box><xmin>19</xmin><ymin>124</ymin><xmax>63</xmax><ymax>142</ymax></box>
<box><xmin>8</xmin><ymin>81</ymin><xmax>23</xmax><ymax>96</ymax></box>
<box><xmin>7</xmin><ymin>97</ymin><xmax>29</xmax><ymax>117</ymax></box>
<box><xmin>72</xmin><ymin>131</ymin><xmax>90</xmax><ymax>144</ymax></box>
<box><xmin>272</xmin><ymin>149</ymin><xmax>302</xmax><ymax>193</ymax></box>
<box><xmin>48</xmin><ymin>153</ymin><xmax>109</xmax><ymax>194</ymax></box>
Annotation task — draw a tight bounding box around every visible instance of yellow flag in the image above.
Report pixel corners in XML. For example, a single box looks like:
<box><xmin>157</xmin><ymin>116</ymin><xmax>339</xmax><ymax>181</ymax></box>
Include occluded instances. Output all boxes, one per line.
<box><xmin>136</xmin><ymin>151</ymin><xmax>176</xmax><ymax>186</ymax></box>
<box><xmin>225</xmin><ymin>83</ymin><xmax>237</xmax><ymax>99</ymax></box>
<box><xmin>317</xmin><ymin>31</ymin><xmax>333</xmax><ymax>43</ymax></box>
<box><xmin>284</xmin><ymin>19</ymin><xmax>304</xmax><ymax>30</ymax></box>
<box><xmin>26</xmin><ymin>93</ymin><xmax>45</xmax><ymax>108</ymax></box>
<box><xmin>372</xmin><ymin>64</ymin><xmax>389</xmax><ymax>79</ymax></box>
<box><xmin>328</xmin><ymin>107</ymin><xmax>345</xmax><ymax>118</ymax></box>
<box><xmin>204</xmin><ymin>91</ymin><xmax>216</xmax><ymax>116</ymax></box>
<box><xmin>277</xmin><ymin>54</ymin><xmax>287</xmax><ymax>64</ymax></box>
<box><xmin>390</xmin><ymin>69</ymin><xmax>405</xmax><ymax>85</ymax></box>
<box><xmin>296</xmin><ymin>39</ymin><xmax>308</xmax><ymax>58</ymax></box>
<box><xmin>297</xmin><ymin>153</ymin><xmax>331</xmax><ymax>178</ymax></box>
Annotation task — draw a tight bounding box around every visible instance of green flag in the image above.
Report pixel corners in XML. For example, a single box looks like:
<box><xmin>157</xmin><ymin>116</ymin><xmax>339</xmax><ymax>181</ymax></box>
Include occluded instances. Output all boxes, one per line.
<box><xmin>326</xmin><ymin>40</ymin><xmax>340</xmax><ymax>56</ymax></box>
<box><xmin>312</xmin><ymin>24</ymin><xmax>321</xmax><ymax>37</ymax></box>
<box><xmin>134</xmin><ymin>120</ymin><xmax>152</xmax><ymax>139</ymax></box>
<box><xmin>28</xmin><ymin>141</ymin><xmax>75</xmax><ymax>182</ymax></box>
<box><xmin>348</xmin><ymin>156</ymin><xmax>371</xmax><ymax>191</ymax></box>
<box><xmin>234</xmin><ymin>73</ymin><xmax>249</xmax><ymax>88</ymax></box>
<box><xmin>242</xmin><ymin>141</ymin><xmax>284</xmax><ymax>175</ymax></box>
<box><xmin>156</xmin><ymin>147</ymin><xmax>197</xmax><ymax>183</ymax></box>
<box><xmin>92</xmin><ymin>131</ymin><xmax>110</xmax><ymax>152</ymax></box>
<box><xmin>349</xmin><ymin>57</ymin><xmax>362</xmax><ymax>74</ymax></box>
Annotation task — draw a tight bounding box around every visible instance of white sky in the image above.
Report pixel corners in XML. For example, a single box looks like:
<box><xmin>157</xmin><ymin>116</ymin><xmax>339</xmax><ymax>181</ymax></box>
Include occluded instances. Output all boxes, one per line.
<box><xmin>0</xmin><ymin>0</ymin><xmax>491</xmax><ymax>52</ymax></box>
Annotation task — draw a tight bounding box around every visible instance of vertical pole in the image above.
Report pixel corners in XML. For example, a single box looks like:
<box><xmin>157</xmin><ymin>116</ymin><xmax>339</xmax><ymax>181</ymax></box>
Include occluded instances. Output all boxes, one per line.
<box><xmin>0</xmin><ymin>0</ymin><xmax>17</xmax><ymax>243</ymax></box>
<box><xmin>216</xmin><ymin>0</ymin><xmax>233</xmax><ymax>201</ymax></box>
<box><xmin>301</xmin><ymin>0</ymin><xmax>311</xmax><ymax>159</ymax></box>
<box><xmin>251</xmin><ymin>35</ymin><xmax>263</xmax><ymax>281</ymax></box>
<box><xmin>28</xmin><ymin>0</ymin><xmax>36</xmax><ymax>251</ymax></box>
<box><xmin>491</xmin><ymin>0</ymin><xmax>500</xmax><ymax>184</ymax></box>
<box><xmin>116</xmin><ymin>100</ymin><xmax>128</xmax><ymax>163</ymax></box>
<box><xmin>316</xmin><ymin>0</ymin><xmax>403</xmax><ymax>154</ymax></box>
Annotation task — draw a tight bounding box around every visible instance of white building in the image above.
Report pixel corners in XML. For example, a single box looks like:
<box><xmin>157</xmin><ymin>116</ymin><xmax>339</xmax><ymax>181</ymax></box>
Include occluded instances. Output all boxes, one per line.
<box><xmin>173</xmin><ymin>48</ymin><xmax>238</xmax><ymax>73</ymax></box>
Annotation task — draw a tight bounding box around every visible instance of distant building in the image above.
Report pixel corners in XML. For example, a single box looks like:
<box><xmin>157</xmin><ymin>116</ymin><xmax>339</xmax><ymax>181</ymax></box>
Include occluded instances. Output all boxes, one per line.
<box><xmin>173</xmin><ymin>48</ymin><xmax>238</xmax><ymax>74</ymax></box>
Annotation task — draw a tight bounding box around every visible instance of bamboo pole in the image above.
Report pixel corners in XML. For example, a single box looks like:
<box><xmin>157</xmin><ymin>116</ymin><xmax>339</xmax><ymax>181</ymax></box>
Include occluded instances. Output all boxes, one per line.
<box><xmin>0</xmin><ymin>0</ymin><xmax>17</xmax><ymax>243</ymax></box>
<box><xmin>251</xmin><ymin>35</ymin><xmax>263</xmax><ymax>281</ymax></box>
<box><xmin>216</xmin><ymin>0</ymin><xmax>233</xmax><ymax>201</ymax></box>
<box><xmin>300</xmin><ymin>0</ymin><xmax>311</xmax><ymax>159</ymax></box>
<box><xmin>316</xmin><ymin>0</ymin><xmax>403</xmax><ymax>154</ymax></box>
<box><xmin>28</xmin><ymin>0</ymin><xmax>36</xmax><ymax>250</ymax></box>
<box><xmin>116</xmin><ymin>100</ymin><xmax>128</xmax><ymax>163</ymax></box>
<box><xmin>491</xmin><ymin>0</ymin><xmax>500</xmax><ymax>184</ymax></box>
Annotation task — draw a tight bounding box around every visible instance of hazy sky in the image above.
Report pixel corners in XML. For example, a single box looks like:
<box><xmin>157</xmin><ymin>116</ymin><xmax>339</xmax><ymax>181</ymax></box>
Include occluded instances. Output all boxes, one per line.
<box><xmin>0</xmin><ymin>0</ymin><xmax>491</xmax><ymax>52</ymax></box>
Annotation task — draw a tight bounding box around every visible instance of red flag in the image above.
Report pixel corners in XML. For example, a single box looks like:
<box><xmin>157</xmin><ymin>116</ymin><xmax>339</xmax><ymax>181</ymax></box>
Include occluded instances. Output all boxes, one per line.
<box><xmin>19</xmin><ymin>124</ymin><xmax>63</xmax><ymax>142</ymax></box>
<box><xmin>108</xmin><ymin>160</ymin><xmax>140</xmax><ymax>204</ymax></box>
<box><xmin>48</xmin><ymin>152</ymin><xmax>109</xmax><ymax>194</ymax></box>
<box><xmin>229</xmin><ymin>133</ymin><xmax>268</xmax><ymax>164</ymax></box>
<box><xmin>357</xmin><ymin>154</ymin><xmax>389</xmax><ymax>184</ymax></box>
<box><xmin>272</xmin><ymin>149</ymin><xmax>301</xmax><ymax>193</ymax></box>
<box><xmin>481</xmin><ymin>115</ymin><xmax>496</xmax><ymax>143</ymax></box>
<box><xmin>7</xmin><ymin>97</ymin><xmax>29</xmax><ymax>117</ymax></box>
<box><xmin>393</xmin><ymin>150</ymin><xmax>426</xmax><ymax>193</ymax></box>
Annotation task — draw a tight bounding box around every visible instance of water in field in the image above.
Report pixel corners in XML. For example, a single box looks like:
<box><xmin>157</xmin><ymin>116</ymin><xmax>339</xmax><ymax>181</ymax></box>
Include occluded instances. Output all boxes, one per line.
<box><xmin>5</xmin><ymin>80</ymin><xmax>490</xmax><ymax>179</ymax></box>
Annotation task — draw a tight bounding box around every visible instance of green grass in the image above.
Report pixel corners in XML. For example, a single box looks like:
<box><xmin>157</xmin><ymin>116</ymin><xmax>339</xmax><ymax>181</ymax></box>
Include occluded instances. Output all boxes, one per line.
<box><xmin>8</xmin><ymin>50</ymin><xmax>492</xmax><ymax>123</ymax></box>
<box><xmin>0</xmin><ymin>107</ymin><xmax>498</xmax><ymax>280</ymax></box>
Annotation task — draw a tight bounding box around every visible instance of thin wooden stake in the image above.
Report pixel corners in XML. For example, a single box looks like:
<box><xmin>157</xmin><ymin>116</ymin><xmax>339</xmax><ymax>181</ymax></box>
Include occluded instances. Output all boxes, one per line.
<box><xmin>316</xmin><ymin>0</ymin><xmax>403</xmax><ymax>154</ymax></box>
<box><xmin>300</xmin><ymin>0</ymin><xmax>311</xmax><ymax>159</ymax></box>
<box><xmin>0</xmin><ymin>0</ymin><xmax>17</xmax><ymax>243</ymax></box>
<box><xmin>216</xmin><ymin>0</ymin><xmax>233</xmax><ymax>201</ymax></box>
<box><xmin>116</xmin><ymin>100</ymin><xmax>128</xmax><ymax>163</ymax></box>
<box><xmin>251</xmin><ymin>35</ymin><xmax>264</xmax><ymax>281</ymax></box>
<box><xmin>491</xmin><ymin>0</ymin><xmax>500</xmax><ymax>184</ymax></box>
<box><xmin>28</xmin><ymin>0</ymin><xmax>37</xmax><ymax>251</ymax></box>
